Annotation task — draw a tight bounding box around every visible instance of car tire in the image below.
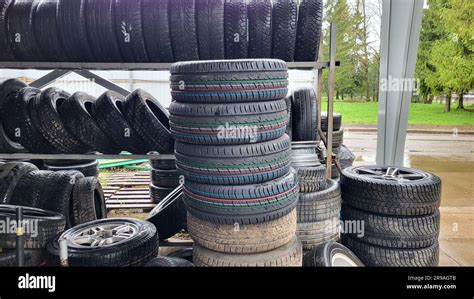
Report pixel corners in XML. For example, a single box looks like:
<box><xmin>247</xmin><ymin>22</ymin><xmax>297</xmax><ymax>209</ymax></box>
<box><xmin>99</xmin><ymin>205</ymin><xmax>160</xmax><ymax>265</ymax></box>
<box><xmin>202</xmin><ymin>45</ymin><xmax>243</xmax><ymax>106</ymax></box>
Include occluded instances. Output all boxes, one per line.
<box><xmin>142</xmin><ymin>0</ymin><xmax>174</xmax><ymax>62</ymax></box>
<box><xmin>0</xmin><ymin>162</ymin><xmax>38</xmax><ymax>204</ymax></box>
<box><xmin>294</xmin><ymin>0</ymin><xmax>323</xmax><ymax>62</ymax></box>
<box><xmin>292</xmin><ymin>88</ymin><xmax>318</xmax><ymax>141</ymax></box>
<box><xmin>271</xmin><ymin>0</ymin><xmax>297</xmax><ymax>62</ymax></box>
<box><xmin>224</xmin><ymin>0</ymin><xmax>248</xmax><ymax>59</ymax></box>
<box><xmin>169</xmin><ymin>0</ymin><xmax>199</xmax><ymax>61</ymax></box>
<box><xmin>196</xmin><ymin>0</ymin><xmax>225</xmax><ymax>60</ymax></box>
<box><xmin>145</xmin><ymin>256</ymin><xmax>193</xmax><ymax>267</ymax></box>
<box><xmin>303</xmin><ymin>241</ymin><xmax>364</xmax><ymax>267</ymax></box>
<box><xmin>247</xmin><ymin>0</ymin><xmax>272</xmax><ymax>58</ymax></box>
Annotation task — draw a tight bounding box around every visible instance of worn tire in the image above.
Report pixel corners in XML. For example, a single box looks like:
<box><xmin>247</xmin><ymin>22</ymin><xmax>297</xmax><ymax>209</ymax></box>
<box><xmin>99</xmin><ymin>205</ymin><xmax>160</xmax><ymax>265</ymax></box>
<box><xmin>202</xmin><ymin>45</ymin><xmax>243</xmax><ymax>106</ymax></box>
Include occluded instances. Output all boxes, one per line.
<box><xmin>341</xmin><ymin>166</ymin><xmax>442</xmax><ymax>216</ymax></box>
<box><xmin>0</xmin><ymin>79</ymin><xmax>28</xmax><ymax>142</ymax></box>
<box><xmin>188</xmin><ymin>209</ymin><xmax>296</xmax><ymax>254</ymax></box>
<box><xmin>150</xmin><ymin>156</ymin><xmax>176</xmax><ymax>170</ymax></box>
<box><xmin>321</xmin><ymin>112</ymin><xmax>342</xmax><ymax>131</ymax></box>
<box><xmin>297</xmin><ymin>217</ymin><xmax>340</xmax><ymax>250</ymax></box>
<box><xmin>0</xmin><ymin>249</ymin><xmax>45</xmax><ymax>267</ymax></box>
<box><xmin>292</xmin><ymin>88</ymin><xmax>318</xmax><ymax>141</ymax></box>
<box><xmin>0</xmin><ymin>120</ymin><xmax>27</xmax><ymax>153</ymax></box>
<box><xmin>303</xmin><ymin>241</ymin><xmax>364</xmax><ymax>267</ymax></box>
<box><xmin>149</xmin><ymin>184</ymin><xmax>175</xmax><ymax>204</ymax></box>
<box><xmin>145</xmin><ymin>256</ymin><xmax>193</xmax><ymax>267</ymax></box>
<box><xmin>44</xmin><ymin>160</ymin><xmax>99</xmax><ymax>178</ymax></box>
<box><xmin>297</xmin><ymin>179</ymin><xmax>341</xmax><ymax>223</ymax></box>
<box><xmin>271</xmin><ymin>0</ymin><xmax>297</xmax><ymax>62</ymax></box>
<box><xmin>224</xmin><ymin>0</ymin><xmax>248</xmax><ymax>59</ymax></box>
<box><xmin>175</xmin><ymin>134</ymin><xmax>291</xmax><ymax>185</ymax></box>
<box><xmin>294</xmin><ymin>0</ymin><xmax>323</xmax><ymax>62</ymax></box>
<box><xmin>71</xmin><ymin>177</ymin><xmax>107</xmax><ymax>227</ymax></box>
<box><xmin>0</xmin><ymin>162</ymin><xmax>38</xmax><ymax>204</ymax></box>
<box><xmin>284</xmin><ymin>95</ymin><xmax>292</xmax><ymax>139</ymax></box>
<box><xmin>151</xmin><ymin>169</ymin><xmax>179</xmax><ymax>188</ymax></box>
<box><xmin>196</xmin><ymin>0</ymin><xmax>225</xmax><ymax>60</ymax></box>
<box><xmin>170</xmin><ymin>59</ymin><xmax>288</xmax><ymax>103</ymax></box>
<box><xmin>0</xmin><ymin>0</ymin><xmax>14</xmax><ymax>60</ymax></box>
<box><xmin>142</xmin><ymin>0</ymin><xmax>173</xmax><ymax>62</ymax></box>
<box><xmin>193</xmin><ymin>236</ymin><xmax>302</xmax><ymax>267</ymax></box>
<box><xmin>58</xmin><ymin>92</ymin><xmax>120</xmax><ymax>154</ymax></box>
<box><xmin>247</xmin><ymin>0</ymin><xmax>272</xmax><ymax>58</ymax></box>
<box><xmin>169</xmin><ymin>0</ymin><xmax>199</xmax><ymax>61</ymax></box>
<box><xmin>123</xmin><ymin>89</ymin><xmax>174</xmax><ymax>154</ymax></box>
<box><xmin>169</xmin><ymin>100</ymin><xmax>287</xmax><ymax>145</ymax></box>
<box><xmin>295</xmin><ymin>165</ymin><xmax>327</xmax><ymax>193</ymax></box>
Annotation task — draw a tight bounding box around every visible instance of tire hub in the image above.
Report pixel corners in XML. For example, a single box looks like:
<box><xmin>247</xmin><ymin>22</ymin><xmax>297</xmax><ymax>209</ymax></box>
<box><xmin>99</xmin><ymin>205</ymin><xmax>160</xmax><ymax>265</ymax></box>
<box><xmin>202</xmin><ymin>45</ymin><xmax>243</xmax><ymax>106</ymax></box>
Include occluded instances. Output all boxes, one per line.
<box><xmin>354</xmin><ymin>166</ymin><xmax>427</xmax><ymax>182</ymax></box>
<box><xmin>71</xmin><ymin>222</ymin><xmax>138</xmax><ymax>247</ymax></box>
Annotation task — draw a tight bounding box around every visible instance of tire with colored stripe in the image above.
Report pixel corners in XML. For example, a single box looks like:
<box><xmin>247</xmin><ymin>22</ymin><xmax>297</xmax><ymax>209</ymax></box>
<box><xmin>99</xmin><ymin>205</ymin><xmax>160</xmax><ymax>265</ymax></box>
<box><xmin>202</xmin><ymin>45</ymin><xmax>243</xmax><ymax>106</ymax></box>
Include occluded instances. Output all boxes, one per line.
<box><xmin>183</xmin><ymin>170</ymin><xmax>298</xmax><ymax>225</ymax></box>
<box><xmin>170</xmin><ymin>59</ymin><xmax>288</xmax><ymax>103</ymax></box>
<box><xmin>169</xmin><ymin>100</ymin><xmax>287</xmax><ymax>144</ymax></box>
<box><xmin>175</xmin><ymin>134</ymin><xmax>291</xmax><ymax>185</ymax></box>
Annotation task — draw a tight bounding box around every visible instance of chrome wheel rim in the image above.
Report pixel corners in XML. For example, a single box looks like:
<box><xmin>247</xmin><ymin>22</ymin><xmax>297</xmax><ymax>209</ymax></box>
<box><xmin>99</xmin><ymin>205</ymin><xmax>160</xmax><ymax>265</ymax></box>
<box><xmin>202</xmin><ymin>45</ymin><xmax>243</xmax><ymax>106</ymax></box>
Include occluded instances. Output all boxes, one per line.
<box><xmin>354</xmin><ymin>166</ymin><xmax>427</xmax><ymax>182</ymax></box>
<box><xmin>71</xmin><ymin>222</ymin><xmax>138</xmax><ymax>247</ymax></box>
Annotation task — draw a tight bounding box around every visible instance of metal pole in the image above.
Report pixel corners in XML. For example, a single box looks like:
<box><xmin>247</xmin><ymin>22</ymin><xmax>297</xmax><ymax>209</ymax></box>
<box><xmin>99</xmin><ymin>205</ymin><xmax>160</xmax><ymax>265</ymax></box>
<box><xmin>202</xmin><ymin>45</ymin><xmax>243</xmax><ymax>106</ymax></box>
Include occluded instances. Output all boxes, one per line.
<box><xmin>15</xmin><ymin>207</ymin><xmax>24</xmax><ymax>267</ymax></box>
<box><xmin>316</xmin><ymin>32</ymin><xmax>324</xmax><ymax>142</ymax></box>
<box><xmin>326</xmin><ymin>23</ymin><xmax>337</xmax><ymax>179</ymax></box>
<box><xmin>59</xmin><ymin>236</ymin><xmax>69</xmax><ymax>267</ymax></box>
<box><xmin>29</xmin><ymin>70</ymin><xmax>71</xmax><ymax>89</ymax></box>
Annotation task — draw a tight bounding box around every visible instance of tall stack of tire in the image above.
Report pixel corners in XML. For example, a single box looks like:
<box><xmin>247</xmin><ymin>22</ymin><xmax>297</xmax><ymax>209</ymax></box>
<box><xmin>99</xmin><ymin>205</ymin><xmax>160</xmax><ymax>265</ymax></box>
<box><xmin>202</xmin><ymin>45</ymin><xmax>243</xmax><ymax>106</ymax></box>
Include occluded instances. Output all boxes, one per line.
<box><xmin>341</xmin><ymin>165</ymin><xmax>441</xmax><ymax>266</ymax></box>
<box><xmin>150</xmin><ymin>156</ymin><xmax>180</xmax><ymax>203</ymax></box>
<box><xmin>169</xmin><ymin>59</ymin><xmax>302</xmax><ymax>267</ymax></box>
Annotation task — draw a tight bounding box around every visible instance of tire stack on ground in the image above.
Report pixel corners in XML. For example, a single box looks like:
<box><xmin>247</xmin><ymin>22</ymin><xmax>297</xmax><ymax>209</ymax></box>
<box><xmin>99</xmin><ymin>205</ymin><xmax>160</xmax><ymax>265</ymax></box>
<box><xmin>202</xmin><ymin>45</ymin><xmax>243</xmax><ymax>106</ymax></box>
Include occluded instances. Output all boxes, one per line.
<box><xmin>169</xmin><ymin>59</ymin><xmax>302</xmax><ymax>267</ymax></box>
<box><xmin>341</xmin><ymin>165</ymin><xmax>441</xmax><ymax>266</ymax></box>
<box><xmin>321</xmin><ymin>112</ymin><xmax>343</xmax><ymax>150</ymax></box>
<box><xmin>150</xmin><ymin>156</ymin><xmax>180</xmax><ymax>203</ymax></box>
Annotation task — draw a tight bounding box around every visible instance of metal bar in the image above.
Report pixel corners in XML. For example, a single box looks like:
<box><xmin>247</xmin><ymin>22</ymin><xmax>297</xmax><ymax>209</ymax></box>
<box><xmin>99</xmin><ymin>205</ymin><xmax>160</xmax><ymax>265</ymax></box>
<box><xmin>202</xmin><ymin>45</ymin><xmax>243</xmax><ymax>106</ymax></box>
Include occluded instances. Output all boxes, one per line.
<box><xmin>318</xmin><ymin>128</ymin><xmax>342</xmax><ymax>175</ymax></box>
<box><xmin>73</xmin><ymin>70</ymin><xmax>130</xmax><ymax>96</ymax></box>
<box><xmin>59</xmin><ymin>237</ymin><xmax>69</xmax><ymax>267</ymax></box>
<box><xmin>29</xmin><ymin>70</ymin><xmax>71</xmax><ymax>88</ymax></box>
<box><xmin>326</xmin><ymin>23</ymin><xmax>337</xmax><ymax>179</ymax></box>
<box><xmin>0</xmin><ymin>153</ymin><xmax>175</xmax><ymax>160</ymax></box>
<box><xmin>316</xmin><ymin>31</ymin><xmax>324</xmax><ymax>142</ymax></box>
<box><xmin>15</xmin><ymin>207</ymin><xmax>24</xmax><ymax>267</ymax></box>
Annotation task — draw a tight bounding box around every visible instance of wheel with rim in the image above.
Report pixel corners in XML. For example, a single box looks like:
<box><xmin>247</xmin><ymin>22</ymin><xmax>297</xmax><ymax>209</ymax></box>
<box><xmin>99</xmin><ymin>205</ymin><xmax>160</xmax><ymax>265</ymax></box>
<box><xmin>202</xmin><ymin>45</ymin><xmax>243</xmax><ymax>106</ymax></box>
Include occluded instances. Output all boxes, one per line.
<box><xmin>303</xmin><ymin>241</ymin><xmax>364</xmax><ymax>267</ymax></box>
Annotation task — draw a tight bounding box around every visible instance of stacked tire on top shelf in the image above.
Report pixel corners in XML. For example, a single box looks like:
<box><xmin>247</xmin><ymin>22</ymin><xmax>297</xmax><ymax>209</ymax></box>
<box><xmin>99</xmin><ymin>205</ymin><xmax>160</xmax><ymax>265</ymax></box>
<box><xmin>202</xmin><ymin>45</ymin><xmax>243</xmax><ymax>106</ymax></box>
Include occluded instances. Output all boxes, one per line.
<box><xmin>169</xmin><ymin>59</ymin><xmax>302</xmax><ymax>266</ymax></box>
<box><xmin>0</xmin><ymin>0</ymin><xmax>322</xmax><ymax>63</ymax></box>
<box><xmin>341</xmin><ymin>166</ymin><xmax>441</xmax><ymax>266</ymax></box>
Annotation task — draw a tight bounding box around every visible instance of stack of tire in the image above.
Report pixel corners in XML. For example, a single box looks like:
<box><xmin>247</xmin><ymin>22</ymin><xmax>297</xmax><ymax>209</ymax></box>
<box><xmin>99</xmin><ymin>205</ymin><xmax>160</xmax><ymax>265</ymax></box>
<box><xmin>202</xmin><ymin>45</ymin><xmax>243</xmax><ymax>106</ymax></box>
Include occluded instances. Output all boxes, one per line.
<box><xmin>169</xmin><ymin>59</ymin><xmax>302</xmax><ymax>267</ymax></box>
<box><xmin>319</xmin><ymin>112</ymin><xmax>346</xmax><ymax>179</ymax></box>
<box><xmin>291</xmin><ymin>141</ymin><xmax>341</xmax><ymax>251</ymax></box>
<box><xmin>0</xmin><ymin>0</ymin><xmax>323</xmax><ymax>63</ymax></box>
<box><xmin>341</xmin><ymin>165</ymin><xmax>441</xmax><ymax>266</ymax></box>
<box><xmin>0</xmin><ymin>79</ymin><xmax>174</xmax><ymax>155</ymax></box>
<box><xmin>43</xmin><ymin>159</ymin><xmax>100</xmax><ymax>177</ymax></box>
<box><xmin>150</xmin><ymin>156</ymin><xmax>180</xmax><ymax>203</ymax></box>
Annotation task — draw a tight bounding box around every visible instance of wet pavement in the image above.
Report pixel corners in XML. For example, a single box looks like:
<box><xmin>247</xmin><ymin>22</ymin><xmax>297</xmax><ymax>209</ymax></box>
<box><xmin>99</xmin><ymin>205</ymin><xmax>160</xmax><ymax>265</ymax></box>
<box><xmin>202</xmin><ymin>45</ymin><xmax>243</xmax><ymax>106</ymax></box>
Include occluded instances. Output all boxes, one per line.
<box><xmin>344</xmin><ymin>131</ymin><xmax>474</xmax><ymax>266</ymax></box>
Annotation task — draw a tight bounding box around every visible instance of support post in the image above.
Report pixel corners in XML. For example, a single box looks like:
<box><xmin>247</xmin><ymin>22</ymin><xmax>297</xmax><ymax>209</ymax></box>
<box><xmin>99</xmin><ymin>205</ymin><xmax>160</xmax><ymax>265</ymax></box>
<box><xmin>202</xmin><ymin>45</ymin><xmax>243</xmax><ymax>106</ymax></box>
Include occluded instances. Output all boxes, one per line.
<box><xmin>74</xmin><ymin>70</ymin><xmax>130</xmax><ymax>96</ymax></box>
<box><xmin>29</xmin><ymin>70</ymin><xmax>71</xmax><ymax>88</ymax></box>
<box><xmin>326</xmin><ymin>23</ymin><xmax>337</xmax><ymax>178</ymax></box>
<box><xmin>15</xmin><ymin>207</ymin><xmax>24</xmax><ymax>267</ymax></box>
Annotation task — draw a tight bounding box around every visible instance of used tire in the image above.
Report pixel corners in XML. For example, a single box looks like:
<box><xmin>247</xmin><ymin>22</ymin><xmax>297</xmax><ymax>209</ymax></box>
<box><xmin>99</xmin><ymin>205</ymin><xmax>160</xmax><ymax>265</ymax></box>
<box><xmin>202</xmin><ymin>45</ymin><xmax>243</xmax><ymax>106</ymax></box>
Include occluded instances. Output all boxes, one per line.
<box><xmin>175</xmin><ymin>134</ymin><xmax>291</xmax><ymax>185</ymax></box>
<box><xmin>145</xmin><ymin>256</ymin><xmax>193</xmax><ymax>267</ymax></box>
<box><xmin>292</xmin><ymin>88</ymin><xmax>318</xmax><ymax>141</ymax></box>
<box><xmin>321</xmin><ymin>112</ymin><xmax>342</xmax><ymax>131</ymax></box>
<box><xmin>297</xmin><ymin>179</ymin><xmax>341</xmax><ymax>223</ymax></box>
<box><xmin>151</xmin><ymin>169</ymin><xmax>179</xmax><ymax>188</ymax></box>
<box><xmin>247</xmin><ymin>0</ymin><xmax>272</xmax><ymax>58</ymax></box>
<box><xmin>169</xmin><ymin>0</ymin><xmax>199</xmax><ymax>61</ymax></box>
<box><xmin>168</xmin><ymin>247</ymin><xmax>193</xmax><ymax>262</ymax></box>
<box><xmin>44</xmin><ymin>160</ymin><xmax>99</xmax><ymax>177</ymax></box>
<box><xmin>271</xmin><ymin>0</ymin><xmax>297</xmax><ymax>62</ymax></box>
<box><xmin>58</xmin><ymin>92</ymin><xmax>120</xmax><ymax>154</ymax></box>
<box><xmin>0</xmin><ymin>162</ymin><xmax>38</xmax><ymax>204</ymax></box>
<box><xmin>0</xmin><ymin>120</ymin><xmax>27</xmax><ymax>153</ymax></box>
<box><xmin>291</xmin><ymin>141</ymin><xmax>323</xmax><ymax>168</ymax></box>
<box><xmin>183</xmin><ymin>170</ymin><xmax>298</xmax><ymax>225</ymax></box>
<box><xmin>150</xmin><ymin>156</ymin><xmax>176</xmax><ymax>170</ymax></box>
<box><xmin>8</xmin><ymin>170</ymin><xmax>48</xmax><ymax>207</ymax></box>
<box><xmin>0</xmin><ymin>79</ymin><xmax>27</xmax><ymax>141</ymax></box>
<box><xmin>149</xmin><ymin>184</ymin><xmax>175</xmax><ymax>203</ymax></box>
<box><xmin>142</xmin><ymin>0</ymin><xmax>173</xmax><ymax>62</ymax></box>
<box><xmin>196</xmin><ymin>0</ymin><xmax>225</xmax><ymax>60</ymax></box>
<box><xmin>0</xmin><ymin>0</ymin><xmax>14</xmax><ymax>60</ymax></box>
<box><xmin>71</xmin><ymin>177</ymin><xmax>107</xmax><ymax>227</ymax></box>
<box><xmin>303</xmin><ymin>241</ymin><xmax>364</xmax><ymax>267</ymax></box>
<box><xmin>193</xmin><ymin>236</ymin><xmax>302</xmax><ymax>267</ymax></box>
<box><xmin>341</xmin><ymin>166</ymin><xmax>442</xmax><ymax>216</ymax></box>
<box><xmin>114</xmin><ymin>0</ymin><xmax>149</xmax><ymax>62</ymax></box>
<box><xmin>297</xmin><ymin>217</ymin><xmax>340</xmax><ymax>250</ymax></box>
<box><xmin>295</xmin><ymin>165</ymin><xmax>327</xmax><ymax>193</ymax></box>
<box><xmin>123</xmin><ymin>89</ymin><xmax>174</xmax><ymax>154</ymax></box>
<box><xmin>0</xmin><ymin>249</ymin><xmax>45</xmax><ymax>267</ymax></box>
<box><xmin>169</xmin><ymin>100</ymin><xmax>287</xmax><ymax>145</ymax></box>
<box><xmin>294</xmin><ymin>0</ymin><xmax>323</xmax><ymax>62</ymax></box>
<box><xmin>188</xmin><ymin>209</ymin><xmax>297</xmax><ymax>254</ymax></box>
<box><xmin>170</xmin><ymin>59</ymin><xmax>288</xmax><ymax>103</ymax></box>
<box><xmin>284</xmin><ymin>95</ymin><xmax>292</xmax><ymax>139</ymax></box>
<box><xmin>46</xmin><ymin>218</ymin><xmax>158</xmax><ymax>267</ymax></box>
<box><xmin>85</xmin><ymin>0</ymin><xmax>123</xmax><ymax>62</ymax></box>
<box><xmin>224</xmin><ymin>0</ymin><xmax>248</xmax><ymax>59</ymax></box>
<box><xmin>0</xmin><ymin>204</ymin><xmax>66</xmax><ymax>249</ymax></box>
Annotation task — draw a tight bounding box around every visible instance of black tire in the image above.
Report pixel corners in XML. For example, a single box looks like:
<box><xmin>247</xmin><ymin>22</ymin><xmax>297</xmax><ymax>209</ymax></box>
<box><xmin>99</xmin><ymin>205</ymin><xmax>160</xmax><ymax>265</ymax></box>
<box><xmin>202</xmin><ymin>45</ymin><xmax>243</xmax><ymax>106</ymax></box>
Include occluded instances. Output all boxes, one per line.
<box><xmin>85</xmin><ymin>0</ymin><xmax>123</xmax><ymax>62</ymax></box>
<box><xmin>224</xmin><ymin>0</ymin><xmax>248</xmax><ymax>59</ymax></box>
<box><xmin>342</xmin><ymin>236</ymin><xmax>439</xmax><ymax>267</ymax></box>
<box><xmin>7</xmin><ymin>0</ymin><xmax>43</xmax><ymax>61</ymax></box>
<box><xmin>296</xmin><ymin>217</ymin><xmax>340</xmax><ymax>250</ymax></box>
<box><xmin>151</xmin><ymin>169</ymin><xmax>179</xmax><ymax>188</ymax></box>
<box><xmin>175</xmin><ymin>134</ymin><xmax>291</xmax><ymax>185</ymax></box>
<box><xmin>146</xmin><ymin>186</ymin><xmax>187</xmax><ymax>241</ymax></box>
<box><xmin>145</xmin><ymin>256</ymin><xmax>193</xmax><ymax>267</ymax></box>
<box><xmin>57</xmin><ymin>0</ymin><xmax>95</xmax><ymax>62</ymax></box>
<box><xmin>169</xmin><ymin>100</ymin><xmax>287</xmax><ymax>145</ymax></box>
<box><xmin>71</xmin><ymin>177</ymin><xmax>107</xmax><ymax>227</ymax></box>
<box><xmin>170</xmin><ymin>59</ymin><xmax>288</xmax><ymax>103</ymax></box>
<box><xmin>149</xmin><ymin>183</ymin><xmax>175</xmax><ymax>204</ymax></box>
<box><xmin>0</xmin><ymin>0</ymin><xmax>15</xmax><ymax>61</ymax></box>
<box><xmin>341</xmin><ymin>165</ymin><xmax>442</xmax><ymax>216</ymax></box>
<box><xmin>303</xmin><ymin>241</ymin><xmax>364</xmax><ymax>267</ymax></box>
<box><xmin>91</xmin><ymin>91</ymin><xmax>147</xmax><ymax>154</ymax></box>
<box><xmin>0</xmin><ymin>249</ymin><xmax>45</xmax><ymax>267</ymax></box>
<box><xmin>295</xmin><ymin>165</ymin><xmax>327</xmax><ymax>193</ymax></box>
<box><xmin>0</xmin><ymin>120</ymin><xmax>27</xmax><ymax>153</ymax></box>
<box><xmin>193</xmin><ymin>236</ymin><xmax>302</xmax><ymax>267</ymax></box>
<box><xmin>123</xmin><ymin>89</ymin><xmax>174</xmax><ymax>154</ymax></box>
<box><xmin>33</xmin><ymin>0</ymin><xmax>68</xmax><ymax>61</ymax></box>
<box><xmin>294</xmin><ymin>0</ymin><xmax>323</xmax><ymax>62</ymax></box>
<box><xmin>44</xmin><ymin>160</ymin><xmax>99</xmax><ymax>177</ymax></box>
<box><xmin>196</xmin><ymin>0</ymin><xmax>225</xmax><ymax>60</ymax></box>
<box><xmin>167</xmin><ymin>247</ymin><xmax>193</xmax><ymax>262</ymax></box>
<box><xmin>341</xmin><ymin>205</ymin><xmax>440</xmax><ymax>249</ymax></box>
<box><xmin>0</xmin><ymin>162</ymin><xmax>38</xmax><ymax>204</ymax></box>
<box><xmin>188</xmin><ymin>209</ymin><xmax>296</xmax><ymax>254</ymax></box>
<box><xmin>284</xmin><ymin>95</ymin><xmax>292</xmax><ymax>139</ymax></box>
<box><xmin>331</xmin><ymin>129</ymin><xmax>344</xmax><ymax>148</ymax></box>
<box><xmin>46</xmin><ymin>218</ymin><xmax>158</xmax><ymax>267</ymax></box>
<box><xmin>1</xmin><ymin>87</ymin><xmax>58</xmax><ymax>153</ymax></box>
<box><xmin>150</xmin><ymin>156</ymin><xmax>176</xmax><ymax>170</ymax></box>
<box><xmin>58</xmin><ymin>92</ymin><xmax>120</xmax><ymax>154</ymax></box>
<box><xmin>42</xmin><ymin>159</ymin><xmax>96</xmax><ymax>167</ymax></box>
<box><xmin>183</xmin><ymin>170</ymin><xmax>298</xmax><ymax>225</ymax></box>
<box><xmin>30</xmin><ymin>88</ymin><xmax>90</xmax><ymax>154</ymax></box>
<box><xmin>297</xmin><ymin>179</ymin><xmax>341</xmax><ymax>223</ymax></box>
<box><xmin>0</xmin><ymin>204</ymin><xmax>66</xmax><ymax>249</ymax></box>
<box><xmin>141</xmin><ymin>0</ymin><xmax>173</xmax><ymax>62</ymax></box>
<box><xmin>114</xmin><ymin>0</ymin><xmax>149</xmax><ymax>62</ymax></box>
<box><xmin>321</xmin><ymin>112</ymin><xmax>342</xmax><ymax>131</ymax></box>
<box><xmin>8</xmin><ymin>170</ymin><xmax>46</xmax><ymax>207</ymax></box>
<box><xmin>271</xmin><ymin>0</ymin><xmax>297</xmax><ymax>62</ymax></box>
<box><xmin>292</xmin><ymin>88</ymin><xmax>318</xmax><ymax>141</ymax></box>
<box><xmin>0</xmin><ymin>78</ymin><xmax>28</xmax><ymax>141</ymax></box>
<box><xmin>169</xmin><ymin>0</ymin><xmax>199</xmax><ymax>61</ymax></box>
<box><xmin>247</xmin><ymin>0</ymin><xmax>272</xmax><ymax>58</ymax></box>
